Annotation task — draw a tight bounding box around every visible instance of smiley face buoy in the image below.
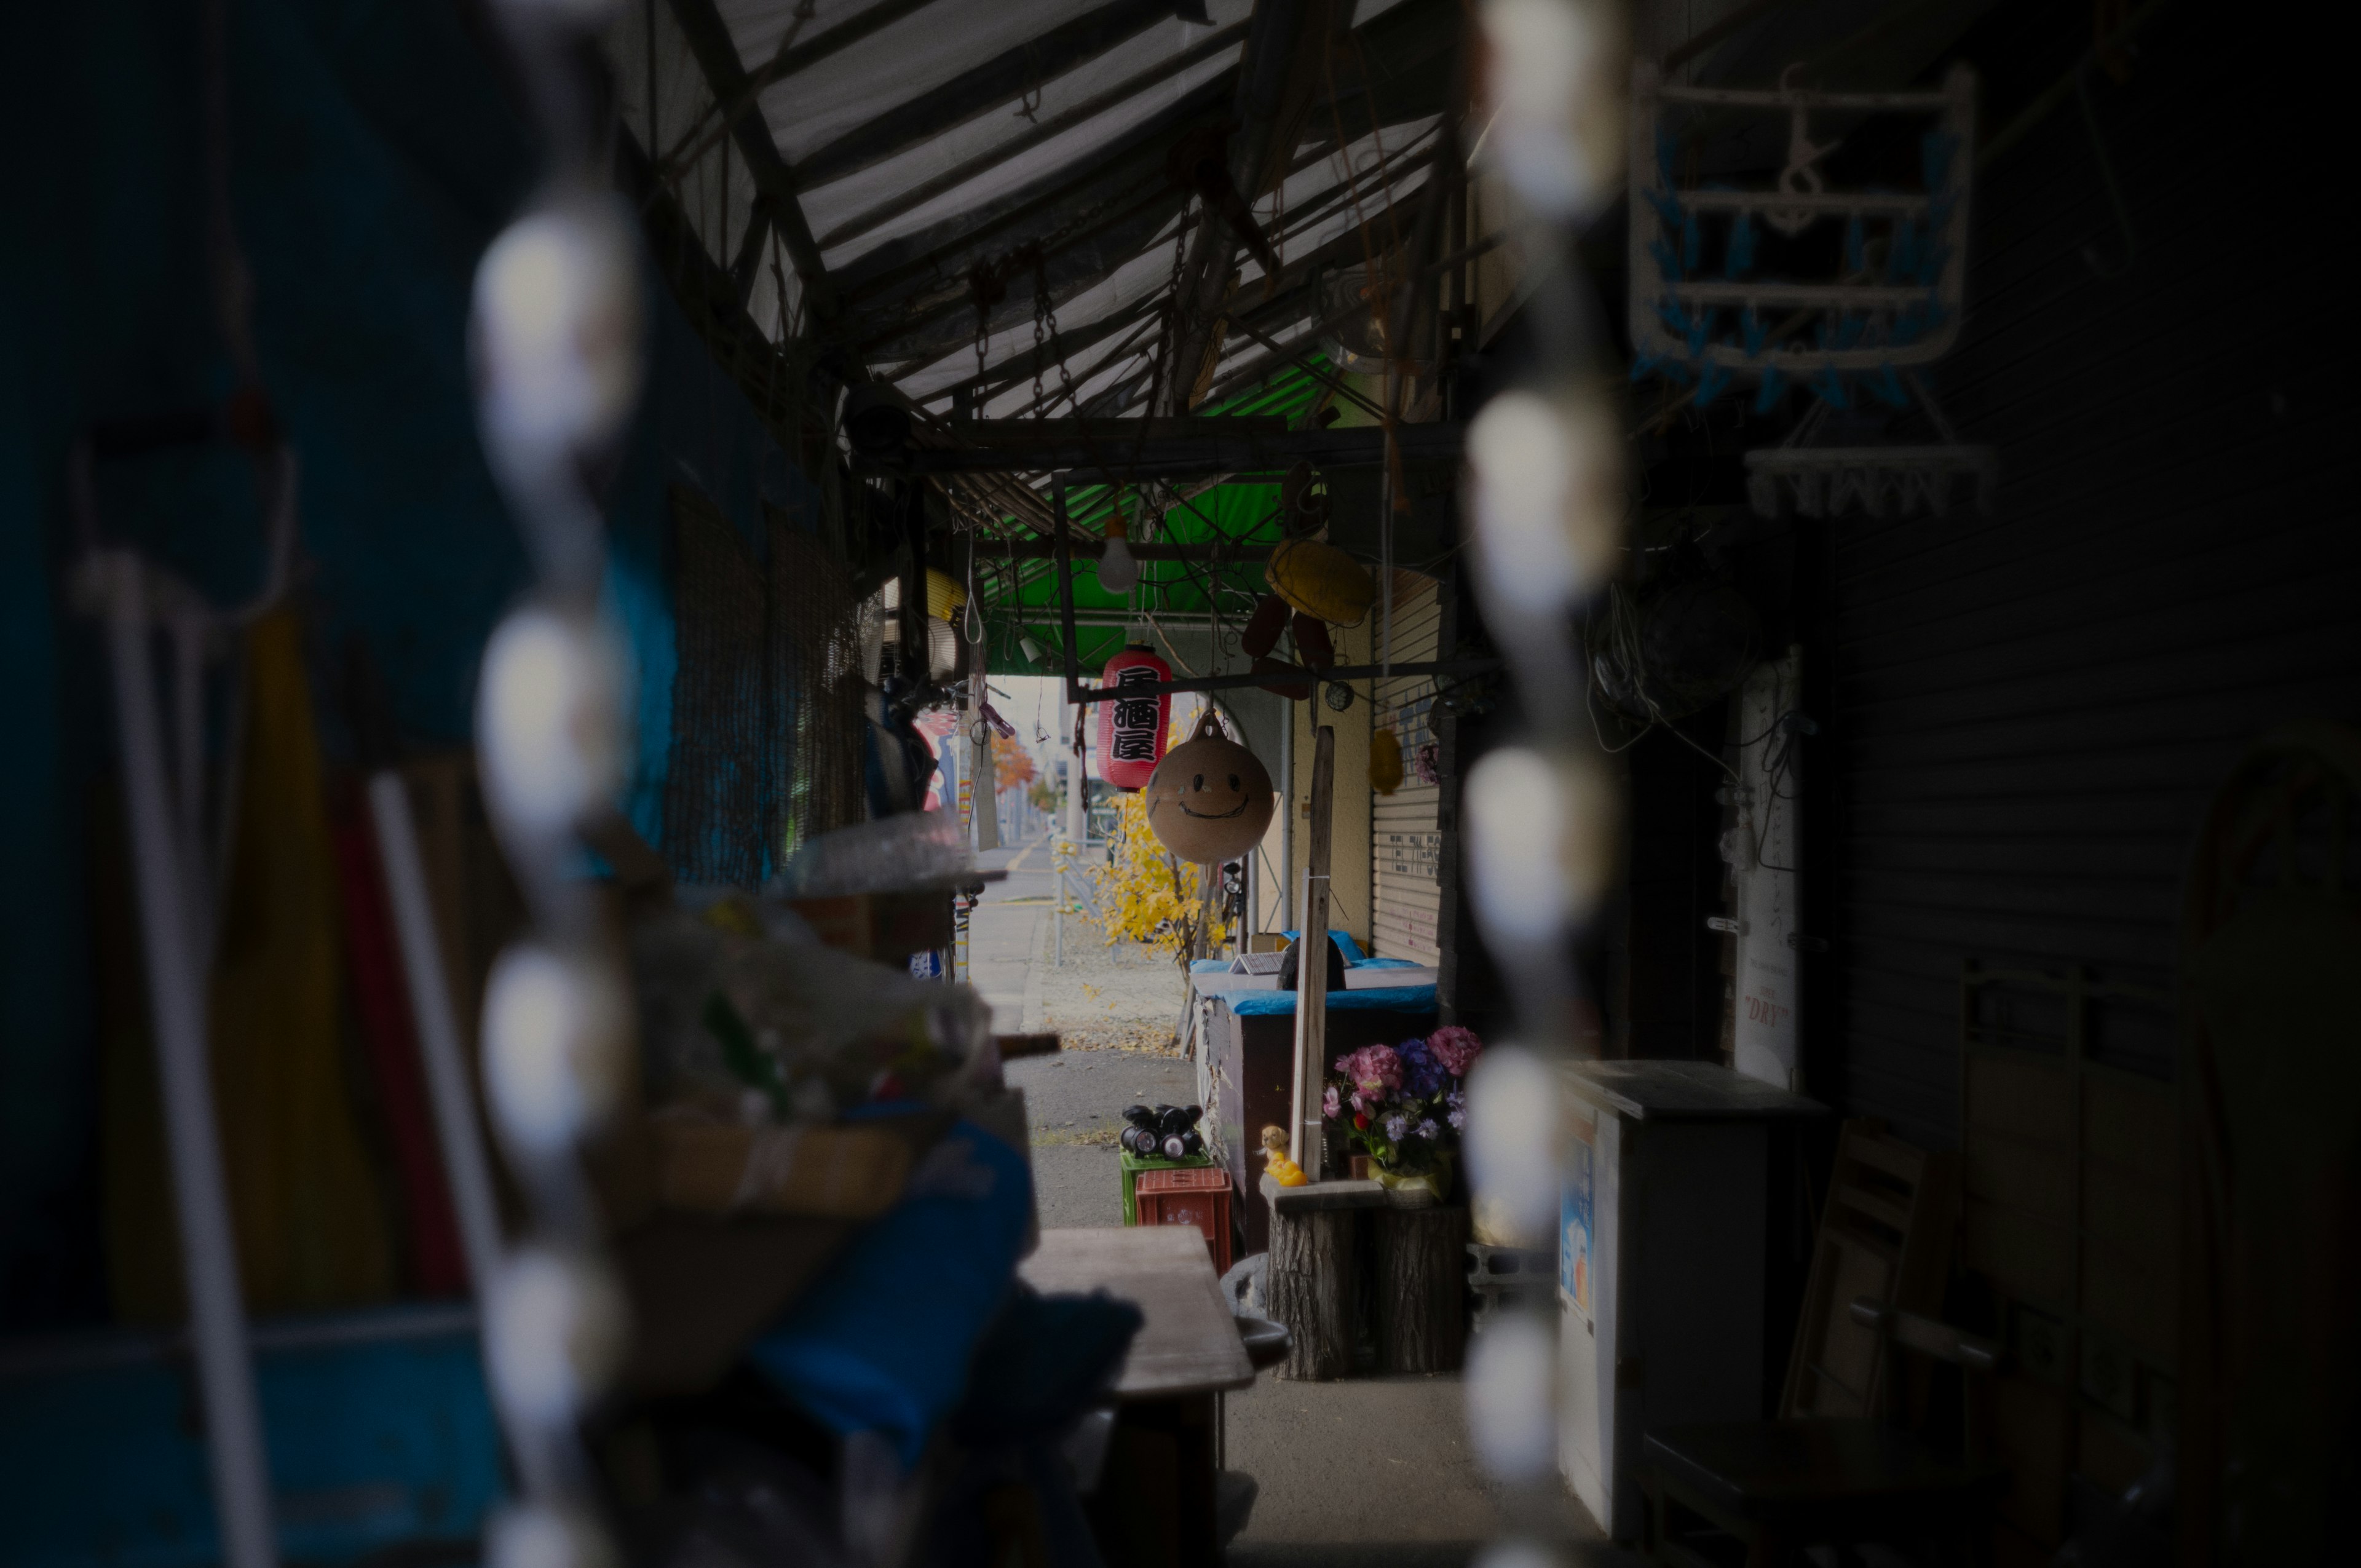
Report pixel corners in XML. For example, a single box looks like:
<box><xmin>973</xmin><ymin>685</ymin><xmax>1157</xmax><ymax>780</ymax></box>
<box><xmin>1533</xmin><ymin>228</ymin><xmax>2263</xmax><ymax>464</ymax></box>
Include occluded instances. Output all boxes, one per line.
<box><xmin>1144</xmin><ymin>709</ymin><xmax>1275</xmax><ymax>865</ymax></box>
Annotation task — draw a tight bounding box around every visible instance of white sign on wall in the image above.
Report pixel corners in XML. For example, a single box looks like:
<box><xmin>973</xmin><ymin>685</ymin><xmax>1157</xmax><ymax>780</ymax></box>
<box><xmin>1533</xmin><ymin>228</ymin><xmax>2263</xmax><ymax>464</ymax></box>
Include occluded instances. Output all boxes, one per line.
<box><xmin>1727</xmin><ymin>651</ymin><xmax>1802</xmax><ymax>1092</ymax></box>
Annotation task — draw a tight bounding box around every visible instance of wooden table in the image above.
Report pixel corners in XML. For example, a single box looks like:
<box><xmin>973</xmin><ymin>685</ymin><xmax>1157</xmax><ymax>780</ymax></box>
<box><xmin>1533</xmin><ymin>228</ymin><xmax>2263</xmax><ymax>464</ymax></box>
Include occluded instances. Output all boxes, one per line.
<box><xmin>1019</xmin><ymin>1227</ymin><xmax>1256</xmax><ymax>1566</ymax></box>
<box><xmin>1018</xmin><ymin>1227</ymin><xmax>1255</xmax><ymax>1400</ymax></box>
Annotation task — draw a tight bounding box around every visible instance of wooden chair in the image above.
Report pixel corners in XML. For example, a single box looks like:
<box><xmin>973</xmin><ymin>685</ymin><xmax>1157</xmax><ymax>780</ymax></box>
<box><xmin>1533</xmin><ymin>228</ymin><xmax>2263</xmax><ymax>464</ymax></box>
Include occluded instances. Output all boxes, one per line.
<box><xmin>1642</xmin><ymin>1298</ymin><xmax>2007</xmax><ymax>1567</ymax></box>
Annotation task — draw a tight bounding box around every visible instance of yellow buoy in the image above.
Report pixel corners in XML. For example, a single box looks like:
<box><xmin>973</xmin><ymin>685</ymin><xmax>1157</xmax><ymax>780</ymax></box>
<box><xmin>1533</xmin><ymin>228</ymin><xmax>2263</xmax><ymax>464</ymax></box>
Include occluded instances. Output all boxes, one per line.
<box><xmin>1264</xmin><ymin>538</ymin><xmax>1372</xmax><ymax>627</ymax></box>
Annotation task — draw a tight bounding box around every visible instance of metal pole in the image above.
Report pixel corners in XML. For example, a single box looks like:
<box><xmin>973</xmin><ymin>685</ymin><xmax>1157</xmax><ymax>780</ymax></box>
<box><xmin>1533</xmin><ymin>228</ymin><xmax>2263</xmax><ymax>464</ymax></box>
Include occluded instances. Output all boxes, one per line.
<box><xmin>1287</xmin><ymin>726</ymin><xmax>1336</xmax><ymax>1168</ymax></box>
<box><xmin>1278</xmin><ymin>709</ymin><xmax>1294</xmax><ymax>931</ymax></box>
<box><xmin>100</xmin><ymin>552</ymin><xmax>278</xmax><ymax>1568</ymax></box>
<box><xmin>366</xmin><ymin>775</ymin><xmax>505</xmax><ymax>1295</ymax></box>
<box><xmin>367</xmin><ymin>772</ymin><xmax>547</xmax><ymax>1482</ymax></box>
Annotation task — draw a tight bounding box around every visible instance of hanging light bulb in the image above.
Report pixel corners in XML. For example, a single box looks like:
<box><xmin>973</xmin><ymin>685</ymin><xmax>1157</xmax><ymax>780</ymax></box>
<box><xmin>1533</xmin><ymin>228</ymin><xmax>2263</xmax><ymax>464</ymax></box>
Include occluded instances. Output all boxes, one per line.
<box><xmin>1097</xmin><ymin>507</ymin><xmax>1140</xmax><ymax>595</ymax></box>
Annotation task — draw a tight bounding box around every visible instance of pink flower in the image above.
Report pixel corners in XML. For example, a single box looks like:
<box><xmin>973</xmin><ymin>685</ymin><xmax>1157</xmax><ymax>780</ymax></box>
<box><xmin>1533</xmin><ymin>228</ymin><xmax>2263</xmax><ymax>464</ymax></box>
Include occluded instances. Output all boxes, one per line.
<box><xmin>1426</xmin><ymin>1026</ymin><xmax>1484</xmax><ymax>1079</ymax></box>
<box><xmin>1342</xmin><ymin>1043</ymin><xmax>1403</xmax><ymax>1099</ymax></box>
<box><xmin>1322</xmin><ymin>1085</ymin><xmax>1341</xmax><ymax>1120</ymax></box>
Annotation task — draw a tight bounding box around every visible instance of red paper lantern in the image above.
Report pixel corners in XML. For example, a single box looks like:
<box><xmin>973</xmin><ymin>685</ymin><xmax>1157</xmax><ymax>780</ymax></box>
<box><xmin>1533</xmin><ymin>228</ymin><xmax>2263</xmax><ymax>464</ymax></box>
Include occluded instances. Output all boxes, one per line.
<box><xmin>1095</xmin><ymin>644</ymin><xmax>1172</xmax><ymax>791</ymax></box>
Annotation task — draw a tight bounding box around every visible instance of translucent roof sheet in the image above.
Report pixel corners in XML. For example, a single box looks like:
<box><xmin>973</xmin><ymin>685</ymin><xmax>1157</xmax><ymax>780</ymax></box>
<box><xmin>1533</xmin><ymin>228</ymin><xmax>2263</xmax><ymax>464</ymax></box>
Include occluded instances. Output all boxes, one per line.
<box><xmin>641</xmin><ymin>0</ymin><xmax>1456</xmax><ymax>638</ymax></box>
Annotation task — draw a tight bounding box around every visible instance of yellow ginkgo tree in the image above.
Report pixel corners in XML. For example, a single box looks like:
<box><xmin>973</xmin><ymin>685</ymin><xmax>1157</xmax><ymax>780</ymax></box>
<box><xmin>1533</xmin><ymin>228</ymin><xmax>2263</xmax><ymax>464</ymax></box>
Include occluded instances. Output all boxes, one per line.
<box><xmin>1088</xmin><ymin>788</ymin><xmax>1229</xmax><ymax>962</ymax></box>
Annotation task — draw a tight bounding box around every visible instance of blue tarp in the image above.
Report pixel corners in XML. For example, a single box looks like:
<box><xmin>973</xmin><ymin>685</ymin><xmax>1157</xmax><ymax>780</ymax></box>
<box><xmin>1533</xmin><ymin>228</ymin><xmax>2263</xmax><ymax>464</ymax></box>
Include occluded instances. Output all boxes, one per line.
<box><xmin>1</xmin><ymin>0</ymin><xmax>819</xmax><ymax>1325</ymax></box>
<box><xmin>1190</xmin><ymin>952</ymin><xmax>1441</xmax><ymax>1016</ymax></box>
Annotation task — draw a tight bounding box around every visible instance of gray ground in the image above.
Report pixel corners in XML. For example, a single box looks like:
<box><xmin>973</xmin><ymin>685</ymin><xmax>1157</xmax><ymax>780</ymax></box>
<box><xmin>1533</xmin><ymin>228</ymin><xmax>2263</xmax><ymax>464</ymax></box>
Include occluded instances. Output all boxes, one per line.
<box><xmin>968</xmin><ymin>839</ymin><xmax>1200</xmax><ymax>1229</ymax></box>
<box><xmin>966</xmin><ymin>839</ymin><xmax>1626</xmax><ymax>1566</ymax></box>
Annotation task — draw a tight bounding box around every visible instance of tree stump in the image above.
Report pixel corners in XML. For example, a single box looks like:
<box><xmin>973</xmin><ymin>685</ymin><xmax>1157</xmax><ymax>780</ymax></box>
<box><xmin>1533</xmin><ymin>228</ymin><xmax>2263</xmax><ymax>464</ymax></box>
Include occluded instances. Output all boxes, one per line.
<box><xmin>1267</xmin><ymin>1207</ymin><xmax>1357</xmax><ymax>1380</ymax></box>
<box><xmin>1375</xmin><ymin>1204</ymin><xmax>1469</xmax><ymax>1374</ymax></box>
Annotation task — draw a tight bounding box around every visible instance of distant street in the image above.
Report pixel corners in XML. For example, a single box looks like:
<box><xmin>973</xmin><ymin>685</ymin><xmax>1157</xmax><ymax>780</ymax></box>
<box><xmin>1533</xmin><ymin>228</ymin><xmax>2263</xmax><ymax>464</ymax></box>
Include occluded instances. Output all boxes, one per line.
<box><xmin>965</xmin><ymin>836</ymin><xmax>1057</xmax><ymax>1034</ymax></box>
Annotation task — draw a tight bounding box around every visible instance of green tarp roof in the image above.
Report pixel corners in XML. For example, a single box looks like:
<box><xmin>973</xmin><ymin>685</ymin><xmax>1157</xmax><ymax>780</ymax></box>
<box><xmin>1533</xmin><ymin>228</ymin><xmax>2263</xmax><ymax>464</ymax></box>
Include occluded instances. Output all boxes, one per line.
<box><xmin>971</xmin><ymin>360</ymin><xmax>1330</xmax><ymax>674</ymax></box>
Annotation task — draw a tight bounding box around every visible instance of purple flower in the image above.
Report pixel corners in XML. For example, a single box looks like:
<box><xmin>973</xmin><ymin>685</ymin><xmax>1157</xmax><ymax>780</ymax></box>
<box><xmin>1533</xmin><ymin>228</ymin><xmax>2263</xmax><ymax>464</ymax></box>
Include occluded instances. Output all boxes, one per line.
<box><xmin>1448</xmin><ymin>1106</ymin><xmax>1466</xmax><ymax>1131</ymax></box>
<box><xmin>1415</xmin><ymin>1119</ymin><xmax>1439</xmax><ymax>1140</ymax></box>
<box><xmin>1383</xmin><ymin>1114</ymin><xmax>1409</xmax><ymax>1142</ymax></box>
<box><xmin>1396</xmin><ymin>1035</ymin><xmax>1450</xmax><ymax>1098</ymax></box>
<box><xmin>1322</xmin><ymin>1085</ymin><xmax>1341</xmax><ymax>1120</ymax></box>
<box><xmin>1427</xmin><ymin>1026</ymin><xmax>1484</xmax><ymax>1079</ymax></box>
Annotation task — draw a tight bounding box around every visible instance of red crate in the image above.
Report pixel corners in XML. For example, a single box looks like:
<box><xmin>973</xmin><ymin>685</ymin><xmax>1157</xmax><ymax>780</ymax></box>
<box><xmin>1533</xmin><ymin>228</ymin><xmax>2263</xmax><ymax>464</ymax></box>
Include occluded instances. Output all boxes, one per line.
<box><xmin>1133</xmin><ymin>1166</ymin><xmax>1233</xmax><ymax>1273</ymax></box>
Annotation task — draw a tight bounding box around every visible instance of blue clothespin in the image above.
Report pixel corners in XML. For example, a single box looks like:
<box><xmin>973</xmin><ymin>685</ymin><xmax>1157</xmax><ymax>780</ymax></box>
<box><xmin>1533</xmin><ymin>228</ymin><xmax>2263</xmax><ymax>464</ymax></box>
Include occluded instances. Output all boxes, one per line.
<box><xmin>1684</xmin><ymin>307</ymin><xmax>1718</xmax><ymax>358</ymax></box>
<box><xmin>1695</xmin><ymin>363</ymin><xmax>1733</xmax><ymax>408</ymax></box>
<box><xmin>1810</xmin><ymin>370</ymin><xmax>1851</xmax><ymax>410</ymax></box>
<box><xmin>1753</xmin><ymin>367</ymin><xmax>1788</xmax><ymax>415</ymax></box>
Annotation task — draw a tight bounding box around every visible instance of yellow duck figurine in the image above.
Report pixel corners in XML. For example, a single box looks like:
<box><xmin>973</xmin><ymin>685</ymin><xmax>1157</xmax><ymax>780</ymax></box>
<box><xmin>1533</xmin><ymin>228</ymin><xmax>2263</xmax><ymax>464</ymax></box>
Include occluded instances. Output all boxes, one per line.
<box><xmin>1259</xmin><ymin>1124</ymin><xmax>1310</xmax><ymax>1186</ymax></box>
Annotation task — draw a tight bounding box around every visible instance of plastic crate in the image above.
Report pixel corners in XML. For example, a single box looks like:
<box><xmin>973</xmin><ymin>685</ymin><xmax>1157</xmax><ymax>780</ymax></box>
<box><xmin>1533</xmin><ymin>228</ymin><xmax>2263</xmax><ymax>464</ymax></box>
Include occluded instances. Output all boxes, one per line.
<box><xmin>1133</xmin><ymin>1166</ymin><xmax>1233</xmax><ymax>1274</ymax></box>
<box><xmin>1118</xmin><ymin>1147</ymin><xmax>1214</xmax><ymax>1225</ymax></box>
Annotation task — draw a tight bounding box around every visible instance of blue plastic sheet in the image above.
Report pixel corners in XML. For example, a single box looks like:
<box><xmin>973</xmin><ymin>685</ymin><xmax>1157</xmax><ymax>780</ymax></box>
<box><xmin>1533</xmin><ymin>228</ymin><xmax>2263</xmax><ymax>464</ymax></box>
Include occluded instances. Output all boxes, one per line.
<box><xmin>748</xmin><ymin>1120</ymin><xmax>1035</xmax><ymax>1470</ymax></box>
<box><xmin>1192</xmin><ymin>953</ymin><xmax>1440</xmax><ymax>1016</ymax></box>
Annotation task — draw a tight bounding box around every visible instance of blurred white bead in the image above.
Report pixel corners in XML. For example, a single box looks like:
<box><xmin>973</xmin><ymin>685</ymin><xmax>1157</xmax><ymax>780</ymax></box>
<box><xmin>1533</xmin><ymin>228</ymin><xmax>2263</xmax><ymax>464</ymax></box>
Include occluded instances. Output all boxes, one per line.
<box><xmin>1466</xmin><ymin>1309</ymin><xmax>1557</xmax><ymax>1483</ymax></box>
<box><xmin>483</xmin><ymin>943</ymin><xmax>631</xmax><ymax>1151</ymax></box>
<box><xmin>1465</xmin><ymin>1045</ymin><xmax>1562</xmax><ymax>1246</ymax></box>
<box><xmin>1465</xmin><ymin>746</ymin><xmax>1616</xmax><ymax>942</ymax></box>
<box><xmin>486</xmin><ymin>1502</ymin><xmax>618</xmax><ymax>1568</ymax></box>
<box><xmin>488</xmin><ymin>1249</ymin><xmax>630</xmax><ymax>1426</ymax></box>
<box><xmin>479</xmin><ymin>606</ymin><xmax>625</xmax><ymax>837</ymax></box>
<box><xmin>1478</xmin><ymin>0</ymin><xmax>1624</xmax><ymax>220</ymax></box>
<box><xmin>475</xmin><ymin>199</ymin><xmax>642</xmax><ymax>458</ymax></box>
<box><xmin>1468</xmin><ymin>389</ymin><xmax>1623</xmax><ymax>619</ymax></box>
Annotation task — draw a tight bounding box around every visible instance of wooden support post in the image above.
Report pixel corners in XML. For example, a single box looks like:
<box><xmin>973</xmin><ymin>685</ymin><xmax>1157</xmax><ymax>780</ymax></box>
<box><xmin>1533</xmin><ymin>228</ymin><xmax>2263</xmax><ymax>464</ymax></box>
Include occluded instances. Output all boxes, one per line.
<box><xmin>1262</xmin><ymin>1175</ymin><xmax>1383</xmax><ymax>1382</ymax></box>
<box><xmin>1375</xmin><ymin>1205</ymin><xmax>1470</xmax><ymax>1374</ymax></box>
<box><xmin>1287</xmin><ymin>725</ymin><xmax>1335</xmax><ymax>1169</ymax></box>
<box><xmin>1269</xmin><ymin>1208</ymin><xmax>1356</xmax><ymax>1381</ymax></box>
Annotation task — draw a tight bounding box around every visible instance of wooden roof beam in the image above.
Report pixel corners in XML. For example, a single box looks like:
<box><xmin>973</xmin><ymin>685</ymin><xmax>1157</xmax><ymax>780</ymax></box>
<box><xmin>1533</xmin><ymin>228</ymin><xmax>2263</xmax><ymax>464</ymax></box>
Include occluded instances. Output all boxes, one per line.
<box><xmin>862</xmin><ymin>419</ymin><xmax>1464</xmax><ymax>477</ymax></box>
<box><xmin>664</xmin><ymin>0</ymin><xmax>845</xmax><ymax>336</ymax></box>
<box><xmin>1160</xmin><ymin>0</ymin><xmax>1348</xmax><ymax>414</ymax></box>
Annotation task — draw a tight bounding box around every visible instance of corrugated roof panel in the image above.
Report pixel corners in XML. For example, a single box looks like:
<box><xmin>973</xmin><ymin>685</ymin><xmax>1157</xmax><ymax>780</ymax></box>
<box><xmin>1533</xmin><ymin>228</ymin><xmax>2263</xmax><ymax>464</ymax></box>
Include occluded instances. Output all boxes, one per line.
<box><xmin>749</xmin><ymin>0</ymin><xmax>1109</xmax><ymax>165</ymax></box>
<box><xmin>807</xmin><ymin>33</ymin><xmax>1247</xmax><ymax>269</ymax></box>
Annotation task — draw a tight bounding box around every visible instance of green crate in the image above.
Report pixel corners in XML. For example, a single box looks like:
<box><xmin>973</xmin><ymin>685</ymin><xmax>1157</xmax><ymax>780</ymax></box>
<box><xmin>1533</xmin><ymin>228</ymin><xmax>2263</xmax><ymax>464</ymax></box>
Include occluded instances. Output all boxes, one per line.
<box><xmin>1120</xmin><ymin>1147</ymin><xmax>1215</xmax><ymax>1225</ymax></box>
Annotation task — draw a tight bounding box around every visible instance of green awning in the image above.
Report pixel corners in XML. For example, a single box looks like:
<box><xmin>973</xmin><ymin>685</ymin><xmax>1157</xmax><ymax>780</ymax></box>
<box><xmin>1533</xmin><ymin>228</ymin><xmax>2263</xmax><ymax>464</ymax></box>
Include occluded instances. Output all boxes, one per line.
<box><xmin>971</xmin><ymin>360</ymin><xmax>1330</xmax><ymax>674</ymax></box>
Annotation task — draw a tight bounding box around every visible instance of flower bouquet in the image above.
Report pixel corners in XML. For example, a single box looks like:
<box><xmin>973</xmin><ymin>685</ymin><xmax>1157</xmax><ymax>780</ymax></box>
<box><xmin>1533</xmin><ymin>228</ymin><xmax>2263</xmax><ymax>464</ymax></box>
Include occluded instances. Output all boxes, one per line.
<box><xmin>1322</xmin><ymin>1026</ymin><xmax>1485</xmax><ymax>1204</ymax></box>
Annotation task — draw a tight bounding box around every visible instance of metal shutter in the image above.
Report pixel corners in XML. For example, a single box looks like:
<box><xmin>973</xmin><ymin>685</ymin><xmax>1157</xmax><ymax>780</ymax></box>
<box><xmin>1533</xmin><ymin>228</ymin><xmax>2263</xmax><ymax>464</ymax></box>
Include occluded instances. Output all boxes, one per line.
<box><xmin>1372</xmin><ymin>574</ymin><xmax>1445</xmax><ymax>964</ymax></box>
